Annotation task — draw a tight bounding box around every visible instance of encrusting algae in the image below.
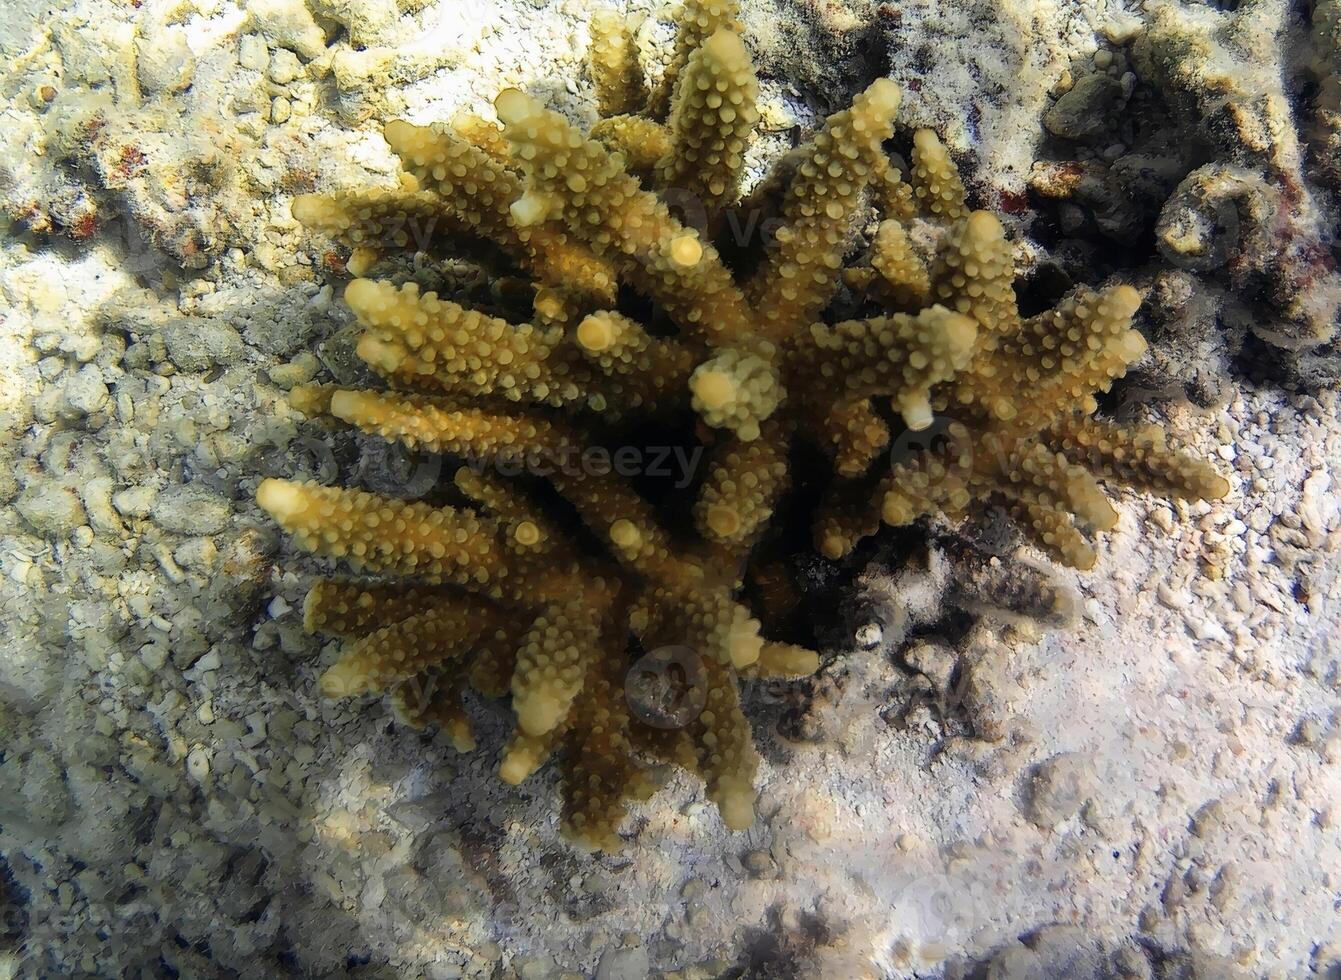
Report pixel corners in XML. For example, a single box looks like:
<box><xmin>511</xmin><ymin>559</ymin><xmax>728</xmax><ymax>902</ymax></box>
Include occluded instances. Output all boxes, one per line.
<box><xmin>257</xmin><ymin>0</ymin><xmax>1230</xmax><ymax>849</ymax></box>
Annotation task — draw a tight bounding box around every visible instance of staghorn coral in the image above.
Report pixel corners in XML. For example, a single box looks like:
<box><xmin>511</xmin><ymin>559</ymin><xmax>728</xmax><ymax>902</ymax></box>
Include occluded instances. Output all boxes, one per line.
<box><xmin>258</xmin><ymin>0</ymin><xmax>1228</xmax><ymax>849</ymax></box>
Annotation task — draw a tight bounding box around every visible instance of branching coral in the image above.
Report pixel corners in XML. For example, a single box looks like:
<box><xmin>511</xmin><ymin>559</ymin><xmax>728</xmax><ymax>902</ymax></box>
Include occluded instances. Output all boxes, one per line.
<box><xmin>259</xmin><ymin>0</ymin><xmax>1228</xmax><ymax>849</ymax></box>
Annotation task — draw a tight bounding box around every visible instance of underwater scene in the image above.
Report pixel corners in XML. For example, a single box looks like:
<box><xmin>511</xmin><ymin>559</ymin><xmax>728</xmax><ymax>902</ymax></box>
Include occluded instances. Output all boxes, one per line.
<box><xmin>1</xmin><ymin>0</ymin><xmax>1339</xmax><ymax>975</ymax></box>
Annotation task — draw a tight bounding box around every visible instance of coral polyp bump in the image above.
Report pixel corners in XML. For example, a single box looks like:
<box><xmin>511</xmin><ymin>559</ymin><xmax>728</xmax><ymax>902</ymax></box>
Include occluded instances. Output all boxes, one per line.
<box><xmin>257</xmin><ymin>0</ymin><xmax>1229</xmax><ymax>849</ymax></box>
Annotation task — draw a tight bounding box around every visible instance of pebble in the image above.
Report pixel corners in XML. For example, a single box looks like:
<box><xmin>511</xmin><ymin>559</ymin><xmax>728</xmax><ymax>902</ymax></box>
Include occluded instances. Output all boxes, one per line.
<box><xmin>16</xmin><ymin>485</ymin><xmax>85</xmax><ymax>536</ymax></box>
<box><xmin>194</xmin><ymin>649</ymin><xmax>222</xmax><ymax>672</ymax></box>
<box><xmin>239</xmin><ymin>33</ymin><xmax>269</xmax><ymax>71</ymax></box>
<box><xmin>594</xmin><ymin>946</ymin><xmax>649</xmax><ymax>980</ymax></box>
<box><xmin>136</xmin><ymin>26</ymin><xmax>195</xmax><ymax>94</ymax></box>
<box><xmin>187</xmin><ymin>746</ymin><xmax>211</xmax><ymax>783</ymax></box>
<box><xmin>1044</xmin><ymin>72</ymin><xmax>1125</xmax><ymax>139</ymax></box>
<box><xmin>153</xmin><ymin>485</ymin><xmax>231</xmax><ymax>535</ymax></box>
<box><xmin>267</xmin><ymin>49</ymin><xmax>303</xmax><ymax>83</ymax></box>
<box><xmin>60</xmin><ymin>365</ymin><xmax>109</xmax><ymax>418</ymax></box>
<box><xmin>160</xmin><ymin>319</ymin><xmax>244</xmax><ymax>372</ymax></box>
<box><xmin>1025</xmin><ymin>752</ymin><xmax>1095</xmax><ymax>827</ymax></box>
<box><xmin>140</xmin><ymin>644</ymin><xmax>168</xmax><ymax>670</ymax></box>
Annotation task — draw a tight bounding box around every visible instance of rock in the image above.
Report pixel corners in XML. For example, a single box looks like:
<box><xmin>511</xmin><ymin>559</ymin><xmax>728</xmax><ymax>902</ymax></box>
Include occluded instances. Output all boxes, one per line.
<box><xmin>16</xmin><ymin>484</ymin><xmax>85</xmax><ymax>535</ymax></box>
<box><xmin>1299</xmin><ymin>471</ymin><xmax>1336</xmax><ymax>543</ymax></box>
<box><xmin>986</xmin><ymin>943</ymin><xmax>1037</xmax><ymax>980</ymax></box>
<box><xmin>742</xmin><ymin>849</ymin><xmax>775</xmax><ymax>877</ymax></box>
<box><xmin>309</xmin><ymin>0</ymin><xmax>401</xmax><ymax>47</ymax></box>
<box><xmin>959</xmin><ymin>644</ymin><xmax>1021</xmax><ymax>742</ymax></box>
<box><xmin>159</xmin><ymin>318</ymin><xmax>244</xmax><ymax>372</ymax></box>
<box><xmin>187</xmin><ymin>746</ymin><xmax>211</xmax><ymax>785</ymax></box>
<box><xmin>515</xmin><ymin>955</ymin><xmax>559</xmax><ymax>980</ymax></box>
<box><xmin>594</xmin><ymin>945</ymin><xmax>649</xmax><ymax>980</ymax></box>
<box><xmin>19</xmin><ymin>748</ymin><xmax>72</xmax><ymax>827</ymax></box>
<box><xmin>79</xmin><ymin>476</ymin><xmax>124</xmax><ymax>536</ymax></box>
<box><xmin>59</xmin><ymin>364</ymin><xmax>109</xmax><ymax>418</ymax></box>
<box><xmin>1101</xmin><ymin>13</ymin><xmax>1144</xmax><ymax>45</ymax></box>
<box><xmin>1024</xmin><ymin>925</ymin><xmax>1109</xmax><ymax>978</ymax></box>
<box><xmin>112</xmin><ymin>484</ymin><xmax>158</xmax><ymax>518</ymax></box>
<box><xmin>986</xmin><ymin>926</ymin><xmax>1110</xmax><ymax>979</ymax></box>
<box><xmin>249</xmin><ymin>0</ymin><xmax>326</xmax><ymax>60</ymax></box>
<box><xmin>1025</xmin><ymin>752</ymin><xmax>1095</xmax><ymax>827</ymax></box>
<box><xmin>905</xmin><ymin>641</ymin><xmax>958</xmax><ymax>693</ymax></box>
<box><xmin>1044</xmin><ymin>73</ymin><xmax>1125</xmax><ymax>140</ymax></box>
<box><xmin>238</xmin><ymin>33</ymin><xmax>269</xmax><ymax>71</ymax></box>
<box><xmin>136</xmin><ymin>26</ymin><xmax>195</xmax><ymax>94</ymax></box>
<box><xmin>267</xmin><ymin>49</ymin><xmax>303</xmax><ymax>84</ymax></box>
<box><xmin>153</xmin><ymin>485</ymin><xmax>231</xmax><ymax>534</ymax></box>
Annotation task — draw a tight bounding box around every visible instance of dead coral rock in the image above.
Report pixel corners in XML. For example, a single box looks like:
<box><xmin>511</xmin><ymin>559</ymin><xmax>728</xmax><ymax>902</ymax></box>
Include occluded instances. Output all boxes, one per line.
<box><xmin>159</xmin><ymin>317</ymin><xmax>246</xmax><ymax>372</ymax></box>
<box><xmin>1028</xmin><ymin>159</ymin><xmax>1145</xmax><ymax>244</ymax></box>
<box><xmin>879</xmin><ymin>0</ymin><xmax>1100</xmax><ymax>189</ymax></box>
<box><xmin>92</xmin><ymin>119</ymin><xmax>244</xmax><ymax>269</ymax></box>
<box><xmin>16</xmin><ymin>484</ymin><xmax>85</xmax><ymax>536</ymax></box>
<box><xmin>1043</xmin><ymin>73</ymin><xmax>1126</xmax><ymax>141</ymax></box>
<box><xmin>1158</xmin><ymin>163</ymin><xmax>1340</xmax><ymax>352</ymax></box>
<box><xmin>1309</xmin><ymin>0</ymin><xmax>1341</xmax><ymax>190</ymax></box>
<box><xmin>1033</xmin><ymin>1</ymin><xmax>1341</xmax><ymax>390</ymax></box>
<box><xmin>153</xmin><ymin>485</ymin><xmax>232</xmax><ymax>536</ymax></box>
<box><xmin>904</xmin><ymin>641</ymin><xmax>958</xmax><ymax>694</ymax></box>
<box><xmin>1125</xmin><ymin>268</ymin><xmax>1247</xmax><ymax>408</ymax></box>
<box><xmin>135</xmin><ymin>27</ymin><xmax>196</xmax><ymax>96</ymax></box>
<box><xmin>738</xmin><ymin>0</ymin><xmax>881</xmax><ymax>109</ymax></box>
<box><xmin>594</xmin><ymin>945</ymin><xmax>651</xmax><ymax>980</ymax></box>
<box><xmin>248</xmin><ymin>0</ymin><xmax>327</xmax><ymax>60</ymax></box>
<box><xmin>946</xmin><ymin>546</ymin><xmax>1076</xmax><ymax>628</ymax></box>
<box><xmin>960</xmin><ymin>645</ymin><xmax>1025</xmax><ymax>742</ymax></box>
<box><xmin>58</xmin><ymin>364</ymin><xmax>111</xmax><ymax>420</ymax></box>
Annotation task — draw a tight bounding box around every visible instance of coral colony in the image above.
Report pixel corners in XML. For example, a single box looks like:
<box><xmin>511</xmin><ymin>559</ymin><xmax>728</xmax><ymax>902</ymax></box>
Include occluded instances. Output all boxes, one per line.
<box><xmin>257</xmin><ymin>0</ymin><xmax>1228</xmax><ymax>848</ymax></box>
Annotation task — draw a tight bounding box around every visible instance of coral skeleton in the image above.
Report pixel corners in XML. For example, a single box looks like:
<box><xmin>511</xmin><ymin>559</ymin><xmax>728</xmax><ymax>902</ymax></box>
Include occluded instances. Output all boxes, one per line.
<box><xmin>258</xmin><ymin>0</ymin><xmax>1229</xmax><ymax>848</ymax></box>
